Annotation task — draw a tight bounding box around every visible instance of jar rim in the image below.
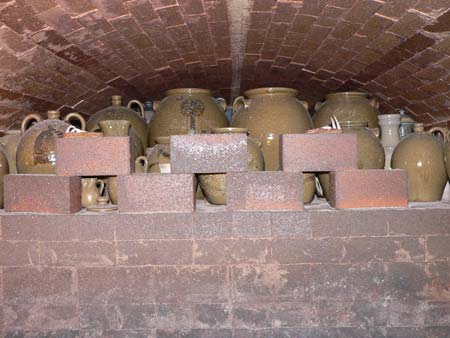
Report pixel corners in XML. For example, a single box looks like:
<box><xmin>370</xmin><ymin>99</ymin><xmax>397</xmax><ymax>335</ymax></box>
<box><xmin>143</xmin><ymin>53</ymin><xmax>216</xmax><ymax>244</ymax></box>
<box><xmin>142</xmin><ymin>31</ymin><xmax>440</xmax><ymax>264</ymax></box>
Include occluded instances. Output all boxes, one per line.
<box><xmin>165</xmin><ymin>88</ymin><xmax>212</xmax><ymax>96</ymax></box>
<box><xmin>325</xmin><ymin>91</ymin><xmax>368</xmax><ymax>99</ymax></box>
<box><xmin>212</xmin><ymin>127</ymin><xmax>248</xmax><ymax>134</ymax></box>
<box><xmin>244</xmin><ymin>87</ymin><xmax>298</xmax><ymax>97</ymax></box>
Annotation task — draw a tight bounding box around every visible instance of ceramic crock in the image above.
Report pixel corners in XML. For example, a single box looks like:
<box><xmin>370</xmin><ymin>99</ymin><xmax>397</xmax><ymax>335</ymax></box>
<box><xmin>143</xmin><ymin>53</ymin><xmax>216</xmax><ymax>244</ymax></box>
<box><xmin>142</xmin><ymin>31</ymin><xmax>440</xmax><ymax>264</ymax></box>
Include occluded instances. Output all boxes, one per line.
<box><xmin>313</xmin><ymin>92</ymin><xmax>379</xmax><ymax>129</ymax></box>
<box><xmin>0</xmin><ymin>147</ymin><xmax>9</xmax><ymax>208</ymax></box>
<box><xmin>303</xmin><ymin>173</ymin><xmax>316</xmax><ymax>204</ymax></box>
<box><xmin>16</xmin><ymin>110</ymin><xmax>86</xmax><ymax>174</ymax></box>
<box><xmin>391</xmin><ymin>123</ymin><xmax>447</xmax><ymax>202</ymax></box>
<box><xmin>197</xmin><ymin>128</ymin><xmax>265</xmax><ymax>205</ymax></box>
<box><xmin>148</xmin><ymin>88</ymin><xmax>229</xmax><ymax>146</ymax></box>
<box><xmin>319</xmin><ymin>120</ymin><xmax>385</xmax><ymax>200</ymax></box>
<box><xmin>0</xmin><ymin>130</ymin><xmax>21</xmax><ymax>173</ymax></box>
<box><xmin>82</xmin><ymin>178</ymin><xmax>105</xmax><ymax>208</ymax></box>
<box><xmin>231</xmin><ymin>87</ymin><xmax>313</xmax><ymax>171</ymax></box>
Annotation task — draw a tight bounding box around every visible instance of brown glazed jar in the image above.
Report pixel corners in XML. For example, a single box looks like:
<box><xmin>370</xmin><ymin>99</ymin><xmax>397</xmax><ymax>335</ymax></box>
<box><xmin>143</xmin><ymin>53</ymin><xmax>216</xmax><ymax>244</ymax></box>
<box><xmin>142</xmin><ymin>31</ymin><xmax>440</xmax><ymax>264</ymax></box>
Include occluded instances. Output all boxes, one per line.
<box><xmin>391</xmin><ymin>123</ymin><xmax>447</xmax><ymax>202</ymax></box>
<box><xmin>319</xmin><ymin>121</ymin><xmax>385</xmax><ymax>200</ymax></box>
<box><xmin>148</xmin><ymin>88</ymin><xmax>229</xmax><ymax>146</ymax></box>
<box><xmin>16</xmin><ymin>110</ymin><xmax>86</xmax><ymax>174</ymax></box>
<box><xmin>0</xmin><ymin>129</ymin><xmax>21</xmax><ymax>173</ymax></box>
<box><xmin>231</xmin><ymin>87</ymin><xmax>313</xmax><ymax>171</ymax></box>
<box><xmin>313</xmin><ymin>92</ymin><xmax>379</xmax><ymax>129</ymax></box>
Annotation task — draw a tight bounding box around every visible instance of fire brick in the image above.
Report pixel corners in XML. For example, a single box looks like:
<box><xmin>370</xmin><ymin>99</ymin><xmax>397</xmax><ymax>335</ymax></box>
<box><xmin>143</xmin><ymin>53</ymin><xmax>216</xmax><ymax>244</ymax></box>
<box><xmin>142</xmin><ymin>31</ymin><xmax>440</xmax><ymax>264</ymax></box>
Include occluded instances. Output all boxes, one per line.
<box><xmin>4</xmin><ymin>175</ymin><xmax>81</xmax><ymax>214</ymax></box>
<box><xmin>170</xmin><ymin>134</ymin><xmax>248</xmax><ymax>174</ymax></box>
<box><xmin>55</xmin><ymin>136</ymin><xmax>133</xmax><ymax>176</ymax></box>
<box><xmin>330</xmin><ymin>169</ymin><xmax>408</xmax><ymax>209</ymax></box>
<box><xmin>117</xmin><ymin>174</ymin><xmax>196</xmax><ymax>212</ymax></box>
<box><xmin>227</xmin><ymin>172</ymin><xmax>304</xmax><ymax>211</ymax></box>
<box><xmin>280</xmin><ymin>133</ymin><xmax>358</xmax><ymax>172</ymax></box>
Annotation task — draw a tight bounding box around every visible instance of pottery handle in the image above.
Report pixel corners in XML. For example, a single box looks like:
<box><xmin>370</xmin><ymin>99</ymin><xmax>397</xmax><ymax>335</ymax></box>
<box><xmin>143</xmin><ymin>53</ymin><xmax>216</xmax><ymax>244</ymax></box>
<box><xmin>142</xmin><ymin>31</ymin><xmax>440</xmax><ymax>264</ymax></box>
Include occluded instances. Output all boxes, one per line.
<box><xmin>215</xmin><ymin>97</ymin><xmax>227</xmax><ymax>112</ymax></box>
<box><xmin>153</xmin><ymin>100</ymin><xmax>161</xmax><ymax>112</ymax></box>
<box><xmin>127</xmin><ymin>100</ymin><xmax>145</xmax><ymax>119</ymax></box>
<box><xmin>370</xmin><ymin>127</ymin><xmax>380</xmax><ymax>138</ymax></box>
<box><xmin>232</xmin><ymin>96</ymin><xmax>248</xmax><ymax>121</ymax></box>
<box><xmin>96</xmin><ymin>179</ymin><xmax>105</xmax><ymax>196</ymax></box>
<box><xmin>370</xmin><ymin>97</ymin><xmax>380</xmax><ymax>110</ymax></box>
<box><xmin>135</xmin><ymin>156</ymin><xmax>149</xmax><ymax>173</ymax></box>
<box><xmin>299</xmin><ymin>100</ymin><xmax>308</xmax><ymax>111</ymax></box>
<box><xmin>428</xmin><ymin>127</ymin><xmax>448</xmax><ymax>142</ymax></box>
<box><xmin>64</xmin><ymin>112</ymin><xmax>86</xmax><ymax>131</ymax></box>
<box><xmin>21</xmin><ymin>113</ymin><xmax>42</xmax><ymax>134</ymax></box>
<box><xmin>314</xmin><ymin>101</ymin><xmax>323</xmax><ymax>112</ymax></box>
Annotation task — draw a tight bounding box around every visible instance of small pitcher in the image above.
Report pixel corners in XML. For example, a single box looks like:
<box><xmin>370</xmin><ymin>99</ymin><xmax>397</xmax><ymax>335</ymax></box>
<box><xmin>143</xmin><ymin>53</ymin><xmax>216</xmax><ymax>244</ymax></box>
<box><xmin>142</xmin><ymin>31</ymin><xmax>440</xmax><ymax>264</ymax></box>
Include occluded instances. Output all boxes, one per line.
<box><xmin>82</xmin><ymin>178</ymin><xmax>105</xmax><ymax>208</ymax></box>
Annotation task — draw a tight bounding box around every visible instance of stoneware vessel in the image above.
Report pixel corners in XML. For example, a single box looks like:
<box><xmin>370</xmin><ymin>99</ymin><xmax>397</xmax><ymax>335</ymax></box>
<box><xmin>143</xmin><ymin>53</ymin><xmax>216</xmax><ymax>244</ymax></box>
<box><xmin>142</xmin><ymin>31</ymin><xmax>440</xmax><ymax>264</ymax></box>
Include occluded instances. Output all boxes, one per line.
<box><xmin>399</xmin><ymin>112</ymin><xmax>415</xmax><ymax>139</ymax></box>
<box><xmin>378</xmin><ymin>114</ymin><xmax>401</xmax><ymax>169</ymax></box>
<box><xmin>148</xmin><ymin>88</ymin><xmax>228</xmax><ymax>146</ymax></box>
<box><xmin>82</xmin><ymin>178</ymin><xmax>105</xmax><ymax>208</ymax></box>
<box><xmin>303</xmin><ymin>173</ymin><xmax>316</xmax><ymax>204</ymax></box>
<box><xmin>198</xmin><ymin>128</ymin><xmax>265</xmax><ymax>205</ymax></box>
<box><xmin>86</xmin><ymin>195</ymin><xmax>117</xmax><ymax>212</ymax></box>
<box><xmin>391</xmin><ymin>123</ymin><xmax>447</xmax><ymax>202</ymax></box>
<box><xmin>0</xmin><ymin>147</ymin><xmax>9</xmax><ymax>208</ymax></box>
<box><xmin>231</xmin><ymin>87</ymin><xmax>313</xmax><ymax>171</ymax></box>
<box><xmin>313</xmin><ymin>92</ymin><xmax>379</xmax><ymax>129</ymax></box>
<box><xmin>16</xmin><ymin>110</ymin><xmax>86</xmax><ymax>174</ymax></box>
<box><xmin>86</xmin><ymin>95</ymin><xmax>147</xmax><ymax>149</ymax></box>
<box><xmin>0</xmin><ymin>130</ymin><xmax>21</xmax><ymax>173</ymax></box>
<box><xmin>445</xmin><ymin>130</ymin><xmax>450</xmax><ymax>184</ymax></box>
<box><xmin>147</xmin><ymin>136</ymin><xmax>171</xmax><ymax>173</ymax></box>
<box><xmin>319</xmin><ymin>120</ymin><xmax>385</xmax><ymax>200</ymax></box>
<box><xmin>99</xmin><ymin>119</ymin><xmax>143</xmax><ymax>157</ymax></box>
<box><xmin>107</xmin><ymin>177</ymin><xmax>118</xmax><ymax>205</ymax></box>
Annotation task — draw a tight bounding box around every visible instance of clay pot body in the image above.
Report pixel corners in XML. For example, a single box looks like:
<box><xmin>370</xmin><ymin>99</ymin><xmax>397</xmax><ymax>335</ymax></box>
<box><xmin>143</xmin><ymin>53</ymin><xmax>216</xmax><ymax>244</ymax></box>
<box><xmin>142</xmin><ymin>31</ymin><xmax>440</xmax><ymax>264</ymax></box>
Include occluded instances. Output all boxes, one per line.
<box><xmin>445</xmin><ymin>131</ymin><xmax>450</xmax><ymax>184</ymax></box>
<box><xmin>82</xmin><ymin>178</ymin><xmax>105</xmax><ymax>208</ymax></box>
<box><xmin>148</xmin><ymin>88</ymin><xmax>228</xmax><ymax>146</ymax></box>
<box><xmin>86</xmin><ymin>95</ymin><xmax>147</xmax><ymax>150</ymax></box>
<box><xmin>319</xmin><ymin>121</ymin><xmax>385</xmax><ymax>200</ymax></box>
<box><xmin>313</xmin><ymin>92</ymin><xmax>379</xmax><ymax>129</ymax></box>
<box><xmin>303</xmin><ymin>173</ymin><xmax>316</xmax><ymax>204</ymax></box>
<box><xmin>378</xmin><ymin>114</ymin><xmax>401</xmax><ymax>169</ymax></box>
<box><xmin>391</xmin><ymin>124</ymin><xmax>447</xmax><ymax>202</ymax></box>
<box><xmin>107</xmin><ymin>177</ymin><xmax>118</xmax><ymax>205</ymax></box>
<box><xmin>198</xmin><ymin>128</ymin><xmax>265</xmax><ymax>205</ymax></box>
<box><xmin>0</xmin><ymin>130</ymin><xmax>21</xmax><ymax>173</ymax></box>
<box><xmin>0</xmin><ymin>147</ymin><xmax>9</xmax><ymax>208</ymax></box>
<box><xmin>147</xmin><ymin>136</ymin><xmax>171</xmax><ymax>173</ymax></box>
<box><xmin>16</xmin><ymin>111</ymin><xmax>86</xmax><ymax>174</ymax></box>
<box><xmin>231</xmin><ymin>87</ymin><xmax>313</xmax><ymax>171</ymax></box>
<box><xmin>99</xmin><ymin>119</ymin><xmax>143</xmax><ymax>157</ymax></box>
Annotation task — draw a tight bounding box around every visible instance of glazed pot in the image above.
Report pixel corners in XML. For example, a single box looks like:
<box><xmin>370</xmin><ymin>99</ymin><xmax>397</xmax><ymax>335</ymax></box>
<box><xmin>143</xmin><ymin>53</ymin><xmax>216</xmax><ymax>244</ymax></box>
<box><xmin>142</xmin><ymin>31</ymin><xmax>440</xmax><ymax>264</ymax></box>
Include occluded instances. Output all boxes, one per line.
<box><xmin>391</xmin><ymin>123</ymin><xmax>447</xmax><ymax>202</ymax></box>
<box><xmin>16</xmin><ymin>110</ymin><xmax>86</xmax><ymax>174</ymax></box>
<box><xmin>319</xmin><ymin>121</ymin><xmax>385</xmax><ymax>200</ymax></box>
<box><xmin>231</xmin><ymin>87</ymin><xmax>313</xmax><ymax>170</ymax></box>
<box><xmin>0</xmin><ymin>130</ymin><xmax>21</xmax><ymax>173</ymax></box>
<box><xmin>107</xmin><ymin>177</ymin><xmax>118</xmax><ymax>205</ymax></box>
<box><xmin>198</xmin><ymin>128</ymin><xmax>265</xmax><ymax>205</ymax></box>
<box><xmin>147</xmin><ymin>136</ymin><xmax>171</xmax><ymax>173</ymax></box>
<box><xmin>82</xmin><ymin>178</ymin><xmax>105</xmax><ymax>208</ymax></box>
<box><xmin>313</xmin><ymin>92</ymin><xmax>379</xmax><ymax>129</ymax></box>
<box><xmin>0</xmin><ymin>147</ymin><xmax>9</xmax><ymax>208</ymax></box>
<box><xmin>148</xmin><ymin>88</ymin><xmax>229</xmax><ymax>146</ymax></box>
<box><xmin>378</xmin><ymin>114</ymin><xmax>401</xmax><ymax>169</ymax></box>
<box><xmin>303</xmin><ymin>173</ymin><xmax>316</xmax><ymax>204</ymax></box>
<box><xmin>86</xmin><ymin>95</ymin><xmax>147</xmax><ymax>149</ymax></box>
<box><xmin>445</xmin><ymin>131</ymin><xmax>450</xmax><ymax>184</ymax></box>
<box><xmin>99</xmin><ymin>119</ymin><xmax>143</xmax><ymax>157</ymax></box>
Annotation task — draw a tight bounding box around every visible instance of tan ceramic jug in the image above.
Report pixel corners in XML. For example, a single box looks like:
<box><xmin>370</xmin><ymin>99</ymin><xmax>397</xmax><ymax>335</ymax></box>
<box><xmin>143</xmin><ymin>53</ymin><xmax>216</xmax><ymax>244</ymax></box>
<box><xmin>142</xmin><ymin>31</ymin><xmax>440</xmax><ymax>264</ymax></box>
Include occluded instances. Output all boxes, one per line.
<box><xmin>82</xmin><ymin>178</ymin><xmax>105</xmax><ymax>208</ymax></box>
<box><xmin>313</xmin><ymin>92</ymin><xmax>379</xmax><ymax>129</ymax></box>
<box><xmin>0</xmin><ymin>130</ymin><xmax>21</xmax><ymax>173</ymax></box>
<box><xmin>148</xmin><ymin>88</ymin><xmax>229</xmax><ymax>146</ymax></box>
<box><xmin>231</xmin><ymin>87</ymin><xmax>313</xmax><ymax>171</ymax></box>
<box><xmin>107</xmin><ymin>177</ymin><xmax>118</xmax><ymax>205</ymax></box>
<box><xmin>0</xmin><ymin>147</ymin><xmax>9</xmax><ymax>208</ymax></box>
<box><xmin>16</xmin><ymin>110</ymin><xmax>86</xmax><ymax>174</ymax></box>
<box><xmin>391</xmin><ymin>123</ymin><xmax>447</xmax><ymax>202</ymax></box>
<box><xmin>319</xmin><ymin>121</ymin><xmax>385</xmax><ymax>200</ymax></box>
<box><xmin>304</xmin><ymin>173</ymin><xmax>316</xmax><ymax>204</ymax></box>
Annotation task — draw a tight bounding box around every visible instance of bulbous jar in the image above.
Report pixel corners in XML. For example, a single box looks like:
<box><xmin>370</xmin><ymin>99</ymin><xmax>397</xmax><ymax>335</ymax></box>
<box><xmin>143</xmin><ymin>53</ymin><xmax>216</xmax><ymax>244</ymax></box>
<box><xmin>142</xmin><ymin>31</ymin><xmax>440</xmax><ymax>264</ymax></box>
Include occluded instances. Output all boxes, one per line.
<box><xmin>198</xmin><ymin>128</ymin><xmax>265</xmax><ymax>205</ymax></box>
<box><xmin>391</xmin><ymin>124</ymin><xmax>447</xmax><ymax>202</ymax></box>
<box><xmin>0</xmin><ymin>130</ymin><xmax>21</xmax><ymax>173</ymax></box>
<box><xmin>319</xmin><ymin>121</ymin><xmax>385</xmax><ymax>200</ymax></box>
<box><xmin>148</xmin><ymin>88</ymin><xmax>229</xmax><ymax>146</ymax></box>
<box><xmin>303</xmin><ymin>173</ymin><xmax>316</xmax><ymax>204</ymax></box>
<box><xmin>313</xmin><ymin>92</ymin><xmax>379</xmax><ymax>129</ymax></box>
<box><xmin>86</xmin><ymin>95</ymin><xmax>147</xmax><ymax>150</ymax></box>
<box><xmin>16</xmin><ymin>110</ymin><xmax>86</xmax><ymax>174</ymax></box>
<box><xmin>231</xmin><ymin>87</ymin><xmax>313</xmax><ymax>171</ymax></box>
<box><xmin>0</xmin><ymin>147</ymin><xmax>9</xmax><ymax>208</ymax></box>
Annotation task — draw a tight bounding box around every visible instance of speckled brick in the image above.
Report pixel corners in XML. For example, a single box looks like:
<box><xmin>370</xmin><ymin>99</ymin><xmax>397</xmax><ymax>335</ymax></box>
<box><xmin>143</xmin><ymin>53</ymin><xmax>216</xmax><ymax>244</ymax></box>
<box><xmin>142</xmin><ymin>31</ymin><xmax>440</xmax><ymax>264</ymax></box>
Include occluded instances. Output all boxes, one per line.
<box><xmin>280</xmin><ymin>134</ymin><xmax>358</xmax><ymax>172</ymax></box>
<box><xmin>330</xmin><ymin>169</ymin><xmax>408</xmax><ymax>209</ymax></box>
<box><xmin>117</xmin><ymin>174</ymin><xmax>196</xmax><ymax>212</ymax></box>
<box><xmin>170</xmin><ymin>134</ymin><xmax>248</xmax><ymax>174</ymax></box>
<box><xmin>227</xmin><ymin>172</ymin><xmax>303</xmax><ymax>211</ymax></box>
<box><xmin>56</xmin><ymin>136</ymin><xmax>133</xmax><ymax>176</ymax></box>
<box><xmin>4</xmin><ymin>175</ymin><xmax>81</xmax><ymax>214</ymax></box>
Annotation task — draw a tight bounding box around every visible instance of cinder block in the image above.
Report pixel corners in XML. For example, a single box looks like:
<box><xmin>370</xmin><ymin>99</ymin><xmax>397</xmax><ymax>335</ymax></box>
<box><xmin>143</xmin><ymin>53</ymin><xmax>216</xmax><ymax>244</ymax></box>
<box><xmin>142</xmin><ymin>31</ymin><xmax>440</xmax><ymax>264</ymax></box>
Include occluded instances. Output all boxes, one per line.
<box><xmin>330</xmin><ymin>169</ymin><xmax>408</xmax><ymax>209</ymax></box>
<box><xmin>170</xmin><ymin>134</ymin><xmax>247</xmax><ymax>174</ymax></box>
<box><xmin>56</xmin><ymin>136</ymin><xmax>133</xmax><ymax>176</ymax></box>
<box><xmin>280</xmin><ymin>133</ymin><xmax>358</xmax><ymax>172</ymax></box>
<box><xmin>227</xmin><ymin>172</ymin><xmax>304</xmax><ymax>211</ymax></box>
<box><xmin>4</xmin><ymin>175</ymin><xmax>81</xmax><ymax>214</ymax></box>
<box><xmin>117</xmin><ymin>174</ymin><xmax>196</xmax><ymax>212</ymax></box>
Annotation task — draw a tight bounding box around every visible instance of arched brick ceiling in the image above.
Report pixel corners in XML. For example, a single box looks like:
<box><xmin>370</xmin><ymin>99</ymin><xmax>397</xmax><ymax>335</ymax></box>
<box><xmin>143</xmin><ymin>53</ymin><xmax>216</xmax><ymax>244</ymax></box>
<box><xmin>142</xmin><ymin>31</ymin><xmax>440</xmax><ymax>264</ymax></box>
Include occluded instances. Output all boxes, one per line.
<box><xmin>0</xmin><ymin>0</ymin><xmax>449</xmax><ymax>130</ymax></box>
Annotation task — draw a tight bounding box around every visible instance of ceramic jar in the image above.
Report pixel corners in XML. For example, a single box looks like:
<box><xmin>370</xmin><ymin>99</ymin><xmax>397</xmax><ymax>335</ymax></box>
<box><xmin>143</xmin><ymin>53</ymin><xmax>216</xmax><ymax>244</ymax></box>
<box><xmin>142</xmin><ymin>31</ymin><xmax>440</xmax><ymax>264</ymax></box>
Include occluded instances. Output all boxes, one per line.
<box><xmin>319</xmin><ymin>121</ymin><xmax>385</xmax><ymax>200</ymax></box>
<box><xmin>303</xmin><ymin>173</ymin><xmax>316</xmax><ymax>204</ymax></box>
<box><xmin>198</xmin><ymin>128</ymin><xmax>265</xmax><ymax>205</ymax></box>
<box><xmin>0</xmin><ymin>130</ymin><xmax>21</xmax><ymax>173</ymax></box>
<box><xmin>147</xmin><ymin>136</ymin><xmax>171</xmax><ymax>173</ymax></box>
<box><xmin>99</xmin><ymin>119</ymin><xmax>143</xmax><ymax>157</ymax></box>
<box><xmin>378</xmin><ymin>114</ymin><xmax>401</xmax><ymax>169</ymax></box>
<box><xmin>82</xmin><ymin>178</ymin><xmax>105</xmax><ymax>208</ymax></box>
<box><xmin>391</xmin><ymin>123</ymin><xmax>447</xmax><ymax>202</ymax></box>
<box><xmin>231</xmin><ymin>87</ymin><xmax>313</xmax><ymax>171</ymax></box>
<box><xmin>313</xmin><ymin>92</ymin><xmax>379</xmax><ymax>129</ymax></box>
<box><xmin>399</xmin><ymin>112</ymin><xmax>415</xmax><ymax>139</ymax></box>
<box><xmin>445</xmin><ymin>131</ymin><xmax>450</xmax><ymax>185</ymax></box>
<box><xmin>0</xmin><ymin>147</ymin><xmax>9</xmax><ymax>208</ymax></box>
<box><xmin>148</xmin><ymin>88</ymin><xmax>229</xmax><ymax>146</ymax></box>
<box><xmin>107</xmin><ymin>177</ymin><xmax>118</xmax><ymax>205</ymax></box>
<box><xmin>16</xmin><ymin>110</ymin><xmax>86</xmax><ymax>174</ymax></box>
<box><xmin>86</xmin><ymin>95</ymin><xmax>147</xmax><ymax>150</ymax></box>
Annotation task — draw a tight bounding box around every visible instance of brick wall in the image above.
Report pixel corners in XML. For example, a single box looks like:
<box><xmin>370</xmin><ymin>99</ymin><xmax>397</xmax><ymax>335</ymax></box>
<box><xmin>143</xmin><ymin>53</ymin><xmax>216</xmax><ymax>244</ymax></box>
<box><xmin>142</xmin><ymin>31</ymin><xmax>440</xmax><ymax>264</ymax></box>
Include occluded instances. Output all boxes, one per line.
<box><xmin>1</xmin><ymin>203</ymin><xmax>450</xmax><ymax>337</ymax></box>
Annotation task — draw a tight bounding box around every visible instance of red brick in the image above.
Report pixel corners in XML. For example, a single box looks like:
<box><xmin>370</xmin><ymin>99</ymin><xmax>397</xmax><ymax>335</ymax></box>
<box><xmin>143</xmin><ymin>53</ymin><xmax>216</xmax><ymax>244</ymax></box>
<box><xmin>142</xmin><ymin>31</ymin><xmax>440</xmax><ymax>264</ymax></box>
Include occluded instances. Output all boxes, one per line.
<box><xmin>4</xmin><ymin>175</ymin><xmax>81</xmax><ymax>214</ymax></box>
<box><xmin>117</xmin><ymin>173</ymin><xmax>196</xmax><ymax>212</ymax></box>
<box><xmin>330</xmin><ymin>169</ymin><xmax>408</xmax><ymax>209</ymax></box>
<box><xmin>226</xmin><ymin>172</ymin><xmax>304</xmax><ymax>211</ymax></box>
<box><xmin>170</xmin><ymin>134</ymin><xmax>247</xmax><ymax>174</ymax></box>
<box><xmin>56</xmin><ymin>136</ymin><xmax>133</xmax><ymax>176</ymax></box>
<box><xmin>280</xmin><ymin>133</ymin><xmax>358</xmax><ymax>172</ymax></box>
